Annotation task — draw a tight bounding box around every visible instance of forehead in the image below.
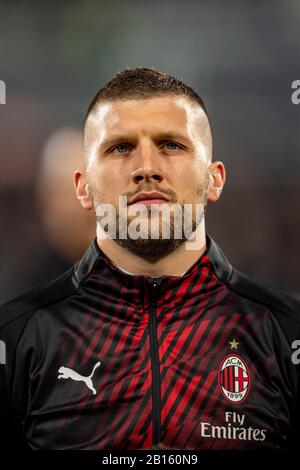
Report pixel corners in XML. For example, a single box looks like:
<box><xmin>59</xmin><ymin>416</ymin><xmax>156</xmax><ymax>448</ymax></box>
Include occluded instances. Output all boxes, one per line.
<box><xmin>85</xmin><ymin>96</ymin><xmax>209</xmax><ymax>142</ymax></box>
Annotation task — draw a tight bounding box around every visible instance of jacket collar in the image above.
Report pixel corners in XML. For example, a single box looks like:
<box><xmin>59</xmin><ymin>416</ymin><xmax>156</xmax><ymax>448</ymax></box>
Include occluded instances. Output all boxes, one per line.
<box><xmin>73</xmin><ymin>234</ymin><xmax>233</xmax><ymax>286</ymax></box>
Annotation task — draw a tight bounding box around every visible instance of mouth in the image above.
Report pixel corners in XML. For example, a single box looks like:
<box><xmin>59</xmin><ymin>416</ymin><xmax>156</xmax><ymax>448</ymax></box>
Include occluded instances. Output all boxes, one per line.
<box><xmin>128</xmin><ymin>191</ymin><xmax>171</xmax><ymax>206</ymax></box>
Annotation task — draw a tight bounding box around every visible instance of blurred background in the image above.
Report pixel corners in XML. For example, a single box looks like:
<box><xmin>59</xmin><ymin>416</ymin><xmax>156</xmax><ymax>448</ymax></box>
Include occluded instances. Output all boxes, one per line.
<box><xmin>0</xmin><ymin>0</ymin><xmax>300</xmax><ymax>303</ymax></box>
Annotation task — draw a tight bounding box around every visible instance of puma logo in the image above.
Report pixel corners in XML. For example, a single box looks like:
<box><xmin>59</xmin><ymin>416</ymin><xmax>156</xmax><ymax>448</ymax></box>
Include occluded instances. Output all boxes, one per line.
<box><xmin>57</xmin><ymin>361</ymin><xmax>101</xmax><ymax>395</ymax></box>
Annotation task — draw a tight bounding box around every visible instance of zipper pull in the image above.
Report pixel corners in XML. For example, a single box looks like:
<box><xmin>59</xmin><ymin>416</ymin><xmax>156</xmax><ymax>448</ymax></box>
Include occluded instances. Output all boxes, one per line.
<box><xmin>149</xmin><ymin>278</ymin><xmax>161</xmax><ymax>289</ymax></box>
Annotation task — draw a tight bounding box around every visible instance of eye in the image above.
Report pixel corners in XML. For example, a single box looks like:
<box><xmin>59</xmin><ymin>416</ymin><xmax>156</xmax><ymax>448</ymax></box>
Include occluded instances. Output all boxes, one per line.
<box><xmin>163</xmin><ymin>142</ymin><xmax>181</xmax><ymax>151</ymax></box>
<box><xmin>111</xmin><ymin>143</ymin><xmax>131</xmax><ymax>154</ymax></box>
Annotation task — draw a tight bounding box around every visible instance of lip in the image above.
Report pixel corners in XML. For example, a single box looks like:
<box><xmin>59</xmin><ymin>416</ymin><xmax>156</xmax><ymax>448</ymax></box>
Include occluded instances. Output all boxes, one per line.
<box><xmin>129</xmin><ymin>191</ymin><xmax>171</xmax><ymax>205</ymax></box>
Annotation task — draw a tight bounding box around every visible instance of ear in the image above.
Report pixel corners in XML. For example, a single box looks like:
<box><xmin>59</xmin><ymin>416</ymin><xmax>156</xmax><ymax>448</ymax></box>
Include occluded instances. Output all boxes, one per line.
<box><xmin>74</xmin><ymin>170</ymin><xmax>93</xmax><ymax>211</ymax></box>
<box><xmin>207</xmin><ymin>161</ymin><xmax>226</xmax><ymax>202</ymax></box>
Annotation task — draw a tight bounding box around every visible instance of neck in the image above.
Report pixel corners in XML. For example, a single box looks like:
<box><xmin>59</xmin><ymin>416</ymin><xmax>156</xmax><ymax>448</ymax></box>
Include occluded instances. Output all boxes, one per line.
<box><xmin>96</xmin><ymin>220</ymin><xmax>207</xmax><ymax>278</ymax></box>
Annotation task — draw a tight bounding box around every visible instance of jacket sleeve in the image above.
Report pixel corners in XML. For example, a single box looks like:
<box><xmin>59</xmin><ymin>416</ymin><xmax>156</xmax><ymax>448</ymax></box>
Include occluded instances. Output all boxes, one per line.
<box><xmin>0</xmin><ymin>315</ymin><xmax>29</xmax><ymax>449</ymax></box>
<box><xmin>288</xmin><ymin>338</ymin><xmax>300</xmax><ymax>447</ymax></box>
<box><xmin>274</xmin><ymin>305</ymin><xmax>300</xmax><ymax>448</ymax></box>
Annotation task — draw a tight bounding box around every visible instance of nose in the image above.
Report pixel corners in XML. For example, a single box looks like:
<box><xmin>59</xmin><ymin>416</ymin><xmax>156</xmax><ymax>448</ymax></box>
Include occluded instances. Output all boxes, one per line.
<box><xmin>131</xmin><ymin>168</ymin><xmax>164</xmax><ymax>184</ymax></box>
<box><xmin>131</xmin><ymin>144</ymin><xmax>164</xmax><ymax>184</ymax></box>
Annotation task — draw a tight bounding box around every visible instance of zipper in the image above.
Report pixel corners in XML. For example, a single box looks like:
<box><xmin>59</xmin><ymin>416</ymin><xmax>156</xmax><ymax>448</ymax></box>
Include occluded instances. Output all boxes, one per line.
<box><xmin>148</xmin><ymin>278</ymin><xmax>161</xmax><ymax>446</ymax></box>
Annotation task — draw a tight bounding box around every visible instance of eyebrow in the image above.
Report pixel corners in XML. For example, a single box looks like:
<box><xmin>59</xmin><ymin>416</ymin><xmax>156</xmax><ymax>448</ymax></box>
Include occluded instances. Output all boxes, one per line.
<box><xmin>101</xmin><ymin>135</ymin><xmax>136</xmax><ymax>151</ymax></box>
<box><xmin>100</xmin><ymin>131</ymin><xmax>190</xmax><ymax>151</ymax></box>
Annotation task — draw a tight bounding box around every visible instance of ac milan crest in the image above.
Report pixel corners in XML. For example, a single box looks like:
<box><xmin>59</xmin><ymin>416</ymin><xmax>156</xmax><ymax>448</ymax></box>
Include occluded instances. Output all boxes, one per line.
<box><xmin>218</xmin><ymin>354</ymin><xmax>250</xmax><ymax>404</ymax></box>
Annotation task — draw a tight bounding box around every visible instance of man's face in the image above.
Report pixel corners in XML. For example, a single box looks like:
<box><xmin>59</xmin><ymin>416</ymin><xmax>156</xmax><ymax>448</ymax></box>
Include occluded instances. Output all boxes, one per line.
<box><xmin>83</xmin><ymin>95</ymin><xmax>213</xmax><ymax>260</ymax></box>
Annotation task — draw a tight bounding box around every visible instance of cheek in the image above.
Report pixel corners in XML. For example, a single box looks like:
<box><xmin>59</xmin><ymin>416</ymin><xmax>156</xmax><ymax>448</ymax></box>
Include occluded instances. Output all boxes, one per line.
<box><xmin>190</xmin><ymin>159</ymin><xmax>207</xmax><ymax>185</ymax></box>
<box><xmin>103</xmin><ymin>165</ymin><xmax>124</xmax><ymax>187</ymax></box>
<box><xmin>93</xmin><ymin>165</ymin><xmax>125</xmax><ymax>203</ymax></box>
<box><xmin>174</xmin><ymin>160</ymin><xmax>202</xmax><ymax>192</ymax></box>
<box><xmin>175</xmin><ymin>162</ymin><xmax>208</xmax><ymax>203</ymax></box>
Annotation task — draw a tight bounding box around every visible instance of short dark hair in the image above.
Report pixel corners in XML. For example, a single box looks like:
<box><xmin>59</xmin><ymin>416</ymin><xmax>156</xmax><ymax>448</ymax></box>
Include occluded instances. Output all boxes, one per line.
<box><xmin>84</xmin><ymin>67</ymin><xmax>210</xmax><ymax>126</ymax></box>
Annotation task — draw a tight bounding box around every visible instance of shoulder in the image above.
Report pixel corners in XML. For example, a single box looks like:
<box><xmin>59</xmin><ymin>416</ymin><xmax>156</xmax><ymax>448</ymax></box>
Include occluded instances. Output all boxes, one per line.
<box><xmin>206</xmin><ymin>235</ymin><xmax>300</xmax><ymax>340</ymax></box>
<box><xmin>0</xmin><ymin>239</ymin><xmax>101</xmax><ymax>347</ymax></box>
<box><xmin>0</xmin><ymin>266</ymin><xmax>77</xmax><ymax>336</ymax></box>
<box><xmin>225</xmin><ymin>267</ymin><xmax>300</xmax><ymax>340</ymax></box>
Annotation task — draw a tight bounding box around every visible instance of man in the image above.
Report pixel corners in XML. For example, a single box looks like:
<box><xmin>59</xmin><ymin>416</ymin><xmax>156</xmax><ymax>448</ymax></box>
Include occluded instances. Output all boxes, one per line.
<box><xmin>0</xmin><ymin>67</ymin><xmax>300</xmax><ymax>450</ymax></box>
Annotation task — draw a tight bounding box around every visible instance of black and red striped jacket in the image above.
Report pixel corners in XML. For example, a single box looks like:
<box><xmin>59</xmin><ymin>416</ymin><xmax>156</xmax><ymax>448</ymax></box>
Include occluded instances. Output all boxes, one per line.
<box><xmin>1</xmin><ymin>234</ymin><xmax>300</xmax><ymax>450</ymax></box>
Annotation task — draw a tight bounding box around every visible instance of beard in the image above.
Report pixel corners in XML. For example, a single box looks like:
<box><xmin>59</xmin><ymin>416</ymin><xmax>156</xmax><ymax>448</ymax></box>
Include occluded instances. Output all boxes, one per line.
<box><xmin>89</xmin><ymin>170</ymin><xmax>210</xmax><ymax>262</ymax></box>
